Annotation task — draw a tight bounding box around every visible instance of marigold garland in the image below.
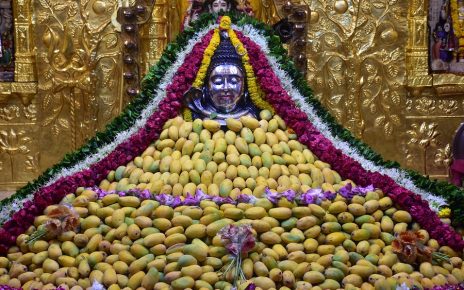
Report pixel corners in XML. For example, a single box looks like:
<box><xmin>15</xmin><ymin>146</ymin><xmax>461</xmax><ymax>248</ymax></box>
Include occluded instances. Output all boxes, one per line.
<box><xmin>438</xmin><ymin>207</ymin><xmax>451</xmax><ymax>218</ymax></box>
<box><xmin>228</xmin><ymin>28</ymin><xmax>274</xmax><ymax>113</ymax></box>
<box><xmin>192</xmin><ymin>28</ymin><xmax>221</xmax><ymax>89</ymax></box>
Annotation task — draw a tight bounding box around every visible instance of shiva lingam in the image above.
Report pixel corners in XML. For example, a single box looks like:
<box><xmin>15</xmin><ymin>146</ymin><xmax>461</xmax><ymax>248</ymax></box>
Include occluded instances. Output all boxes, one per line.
<box><xmin>184</xmin><ymin>30</ymin><xmax>259</xmax><ymax>125</ymax></box>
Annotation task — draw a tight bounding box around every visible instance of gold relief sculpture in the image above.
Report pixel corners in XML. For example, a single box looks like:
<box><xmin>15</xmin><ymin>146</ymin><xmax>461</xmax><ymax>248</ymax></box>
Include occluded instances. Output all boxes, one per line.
<box><xmin>434</xmin><ymin>143</ymin><xmax>452</xmax><ymax>175</ymax></box>
<box><xmin>0</xmin><ymin>106</ymin><xmax>20</xmax><ymax>121</ymax></box>
<box><xmin>406</xmin><ymin>122</ymin><xmax>440</xmax><ymax>175</ymax></box>
<box><xmin>139</xmin><ymin>0</ymin><xmax>169</xmax><ymax>75</ymax></box>
<box><xmin>5</xmin><ymin>0</ymin><xmax>39</xmax><ymax>125</ymax></box>
<box><xmin>34</xmin><ymin>0</ymin><xmax>123</xmax><ymax>163</ymax></box>
<box><xmin>25</xmin><ymin>153</ymin><xmax>40</xmax><ymax>173</ymax></box>
<box><xmin>437</xmin><ymin>99</ymin><xmax>460</xmax><ymax>114</ymax></box>
<box><xmin>304</xmin><ymin>0</ymin><xmax>407</xmax><ymax>158</ymax></box>
<box><xmin>250</xmin><ymin>0</ymin><xmax>280</xmax><ymax>24</ymax></box>
<box><xmin>0</xmin><ymin>129</ymin><xmax>31</xmax><ymax>181</ymax></box>
<box><xmin>23</xmin><ymin>103</ymin><xmax>37</xmax><ymax>121</ymax></box>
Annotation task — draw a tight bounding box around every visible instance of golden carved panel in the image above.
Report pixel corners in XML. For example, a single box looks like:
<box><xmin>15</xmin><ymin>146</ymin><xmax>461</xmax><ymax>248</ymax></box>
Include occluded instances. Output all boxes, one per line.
<box><xmin>304</xmin><ymin>0</ymin><xmax>409</xmax><ymax>160</ymax></box>
<box><xmin>303</xmin><ymin>0</ymin><xmax>464</xmax><ymax>180</ymax></box>
<box><xmin>34</xmin><ymin>0</ymin><xmax>124</xmax><ymax>156</ymax></box>
<box><xmin>0</xmin><ymin>0</ymin><xmax>126</xmax><ymax>190</ymax></box>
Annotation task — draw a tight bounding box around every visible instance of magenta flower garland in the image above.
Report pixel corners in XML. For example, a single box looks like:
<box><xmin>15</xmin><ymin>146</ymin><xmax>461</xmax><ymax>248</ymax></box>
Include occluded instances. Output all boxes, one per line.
<box><xmin>0</xmin><ymin>21</ymin><xmax>463</xmax><ymax>256</ymax></box>
<box><xmin>234</xmin><ymin>30</ymin><xmax>464</xmax><ymax>251</ymax></box>
<box><xmin>426</xmin><ymin>283</ymin><xmax>464</xmax><ymax>290</ymax></box>
<box><xmin>0</xmin><ymin>30</ymin><xmax>214</xmax><ymax>254</ymax></box>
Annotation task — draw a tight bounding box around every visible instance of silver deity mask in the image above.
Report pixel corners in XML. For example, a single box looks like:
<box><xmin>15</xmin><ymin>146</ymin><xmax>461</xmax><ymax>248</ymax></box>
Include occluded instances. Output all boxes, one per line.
<box><xmin>208</xmin><ymin>64</ymin><xmax>245</xmax><ymax>113</ymax></box>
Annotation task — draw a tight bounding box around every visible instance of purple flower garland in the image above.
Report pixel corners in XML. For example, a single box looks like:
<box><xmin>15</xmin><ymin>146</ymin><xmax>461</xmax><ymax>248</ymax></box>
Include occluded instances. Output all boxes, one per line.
<box><xmin>1</xmin><ymin>23</ymin><xmax>463</xmax><ymax>255</ymax></box>
<box><xmin>234</xmin><ymin>30</ymin><xmax>464</xmax><ymax>251</ymax></box>
<box><xmin>89</xmin><ymin>184</ymin><xmax>370</xmax><ymax>208</ymax></box>
<box><xmin>0</xmin><ymin>30</ymin><xmax>215</xmax><ymax>254</ymax></box>
<box><xmin>426</xmin><ymin>283</ymin><xmax>464</xmax><ymax>290</ymax></box>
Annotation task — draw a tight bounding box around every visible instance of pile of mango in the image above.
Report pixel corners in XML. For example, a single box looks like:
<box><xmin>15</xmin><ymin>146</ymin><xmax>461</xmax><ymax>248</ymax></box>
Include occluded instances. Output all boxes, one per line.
<box><xmin>101</xmin><ymin>111</ymin><xmax>346</xmax><ymax>198</ymax></box>
<box><xmin>0</xmin><ymin>112</ymin><xmax>463</xmax><ymax>290</ymax></box>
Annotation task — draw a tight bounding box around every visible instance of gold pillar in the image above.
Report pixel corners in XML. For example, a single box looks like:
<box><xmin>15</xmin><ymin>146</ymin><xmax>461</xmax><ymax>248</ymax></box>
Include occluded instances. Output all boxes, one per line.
<box><xmin>13</xmin><ymin>0</ymin><xmax>36</xmax><ymax>83</ymax></box>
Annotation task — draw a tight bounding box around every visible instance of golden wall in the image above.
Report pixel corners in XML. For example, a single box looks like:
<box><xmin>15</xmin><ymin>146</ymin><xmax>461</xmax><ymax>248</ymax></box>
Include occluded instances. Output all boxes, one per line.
<box><xmin>0</xmin><ymin>0</ymin><xmax>460</xmax><ymax>191</ymax></box>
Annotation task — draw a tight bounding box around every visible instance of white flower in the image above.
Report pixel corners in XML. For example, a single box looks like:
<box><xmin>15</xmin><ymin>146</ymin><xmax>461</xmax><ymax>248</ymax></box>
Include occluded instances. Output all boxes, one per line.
<box><xmin>90</xmin><ymin>280</ymin><xmax>106</xmax><ymax>290</ymax></box>
<box><xmin>396</xmin><ymin>282</ymin><xmax>410</xmax><ymax>290</ymax></box>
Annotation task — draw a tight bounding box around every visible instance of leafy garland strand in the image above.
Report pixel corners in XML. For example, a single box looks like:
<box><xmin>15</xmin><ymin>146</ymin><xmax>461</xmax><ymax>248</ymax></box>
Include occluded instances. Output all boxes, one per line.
<box><xmin>0</xmin><ymin>13</ymin><xmax>463</xmax><ymax>251</ymax></box>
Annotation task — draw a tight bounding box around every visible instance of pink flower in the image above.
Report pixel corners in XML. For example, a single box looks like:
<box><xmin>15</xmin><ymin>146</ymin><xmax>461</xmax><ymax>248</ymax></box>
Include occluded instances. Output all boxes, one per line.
<box><xmin>219</xmin><ymin>224</ymin><xmax>256</xmax><ymax>256</ymax></box>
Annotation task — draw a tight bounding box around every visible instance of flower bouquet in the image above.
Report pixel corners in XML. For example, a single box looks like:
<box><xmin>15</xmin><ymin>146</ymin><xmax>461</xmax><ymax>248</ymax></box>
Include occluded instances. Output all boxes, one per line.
<box><xmin>26</xmin><ymin>204</ymin><xmax>79</xmax><ymax>245</ymax></box>
<box><xmin>392</xmin><ymin>231</ymin><xmax>450</xmax><ymax>265</ymax></box>
<box><xmin>218</xmin><ymin>224</ymin><xmax>256</xmax><ymax>288</ymax></box>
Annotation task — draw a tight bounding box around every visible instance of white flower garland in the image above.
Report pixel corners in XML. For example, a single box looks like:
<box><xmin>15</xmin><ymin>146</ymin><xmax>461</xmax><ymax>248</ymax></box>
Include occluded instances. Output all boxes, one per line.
<box><xmin>0</xmin><ymin>21</ymin><xmax>447</xmax><ymax>226</ymax></box>
<box><xmin>0</xmin><ymin>25</ymin><xmax>216</xmax><ymax>225</ymax></box>
<box><xmin>234</xmin><ymin>24</ymin><xmax>447</xmax><ymax>211</ymax></box>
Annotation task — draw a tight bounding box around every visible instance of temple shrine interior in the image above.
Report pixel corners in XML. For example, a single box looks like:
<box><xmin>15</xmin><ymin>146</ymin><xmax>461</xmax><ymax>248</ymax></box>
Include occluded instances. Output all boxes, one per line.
<box><xmin>1</xmin><ymin>1</ymin><xmax>464</xmax><ymax>290</ymax></box>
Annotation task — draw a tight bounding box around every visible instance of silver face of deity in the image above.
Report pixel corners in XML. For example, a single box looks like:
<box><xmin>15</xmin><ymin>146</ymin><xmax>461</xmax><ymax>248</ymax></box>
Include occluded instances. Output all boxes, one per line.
<box><xmin>208</xmin><ymin>64</ymin><xmax>244</xmax><ymax>113</ymax></box>
<box><xmin>210</xmin><ymin>0</ymin><xmax>230</xmax><ymax>13</ymax></box>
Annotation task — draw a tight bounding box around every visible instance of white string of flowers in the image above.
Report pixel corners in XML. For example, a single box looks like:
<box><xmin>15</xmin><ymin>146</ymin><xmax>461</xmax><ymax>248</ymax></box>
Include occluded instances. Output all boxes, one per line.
<box><xmin>0</xmin><ymin>21</ymin><xmax>447</xmax><ymax>226</ymax></box>
<box><xmin>0</xmin><ymin>25</ymin><xmax>216</xmax><ymax>225</ymax></box>
<box><xmin>234</xmin><ymin>24</ymin><xmax>447</xmax><ymax>211</ymax></box>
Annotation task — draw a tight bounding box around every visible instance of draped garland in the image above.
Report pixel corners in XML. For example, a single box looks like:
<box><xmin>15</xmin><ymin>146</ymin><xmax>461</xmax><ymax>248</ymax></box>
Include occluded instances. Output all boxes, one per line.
<box><xmin>0</xmin><ymin>14</ymin><xmax>463</xmax><ymax>253</ymax></box>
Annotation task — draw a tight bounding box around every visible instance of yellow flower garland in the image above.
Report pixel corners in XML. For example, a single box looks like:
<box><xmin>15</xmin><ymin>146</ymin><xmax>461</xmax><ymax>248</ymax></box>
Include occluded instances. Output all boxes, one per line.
<box><xmin>227</xmin><ymin>29</ymin><xmax>273</xmax><ymax>112</ymax></box>
<box><xmin>438</xmin><ymin>207</ymin><xmax>451</xmax><ymax>218</ymax></box>
<box><xmin>187</xmin><ymin>16</ymin><xmax>274</xmax><ymax>119</ymax></box>
<box><xmin>192</xmin><ymin>28</ymin><xmax>221</xmax><ymax>89</ymax></box>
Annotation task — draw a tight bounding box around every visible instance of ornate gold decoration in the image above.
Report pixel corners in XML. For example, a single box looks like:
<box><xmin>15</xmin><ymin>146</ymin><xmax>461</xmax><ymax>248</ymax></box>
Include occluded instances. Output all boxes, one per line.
<box><xmin>34</xmin><ymin>0</ymin><xmax>123</xmax><ymax>150</ymax></box>
<box><xmin>139</xmin><ymin>0</ymin><xmax>183</xmax><ymax>75</ymax></box>
<box><xmin>0</xmin><ymin>0</ymin><xmax>39</xmax><ymax>104</ymax></box>
<box><xmin>25</xmin><ymin>153</ymin><xmax>40</xmax><ymax>173</ymax></box>
<box><xmin>407</xmin><ymin>122</ymin><xmax>440</xmax><ymax>175</ymax></box>
<box><xmin>251</xmin><ymin>0</ymin><xmax>280</xmax><ymax>24</ymax></box>
<box><xmin>0</xmin><ymin>106</ymin><xmax>20</xmax><ymax>121</ymax></box>
<box><xmin>0</xmin><ymin>129</ymin><xmax>31</xmax><ymax>180</ymax></box>
<box><xmin>304</xmin><ymin>0</ymin><xmax>407</xmax><ymax>142</ymax></box>
<box><xmin>1</xmin><ymin>0</ymin><xmax>126</xmax><ymax>190</ymax></box>
<box><xmin>23</xmin><ymin>103</ymin><xmax>37</xmax><ymax>122</ymax></box>
<box><xmin>434</xmin><ymin>143</ymin><xmax>452</xmax><ymax>175</ymax></box>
